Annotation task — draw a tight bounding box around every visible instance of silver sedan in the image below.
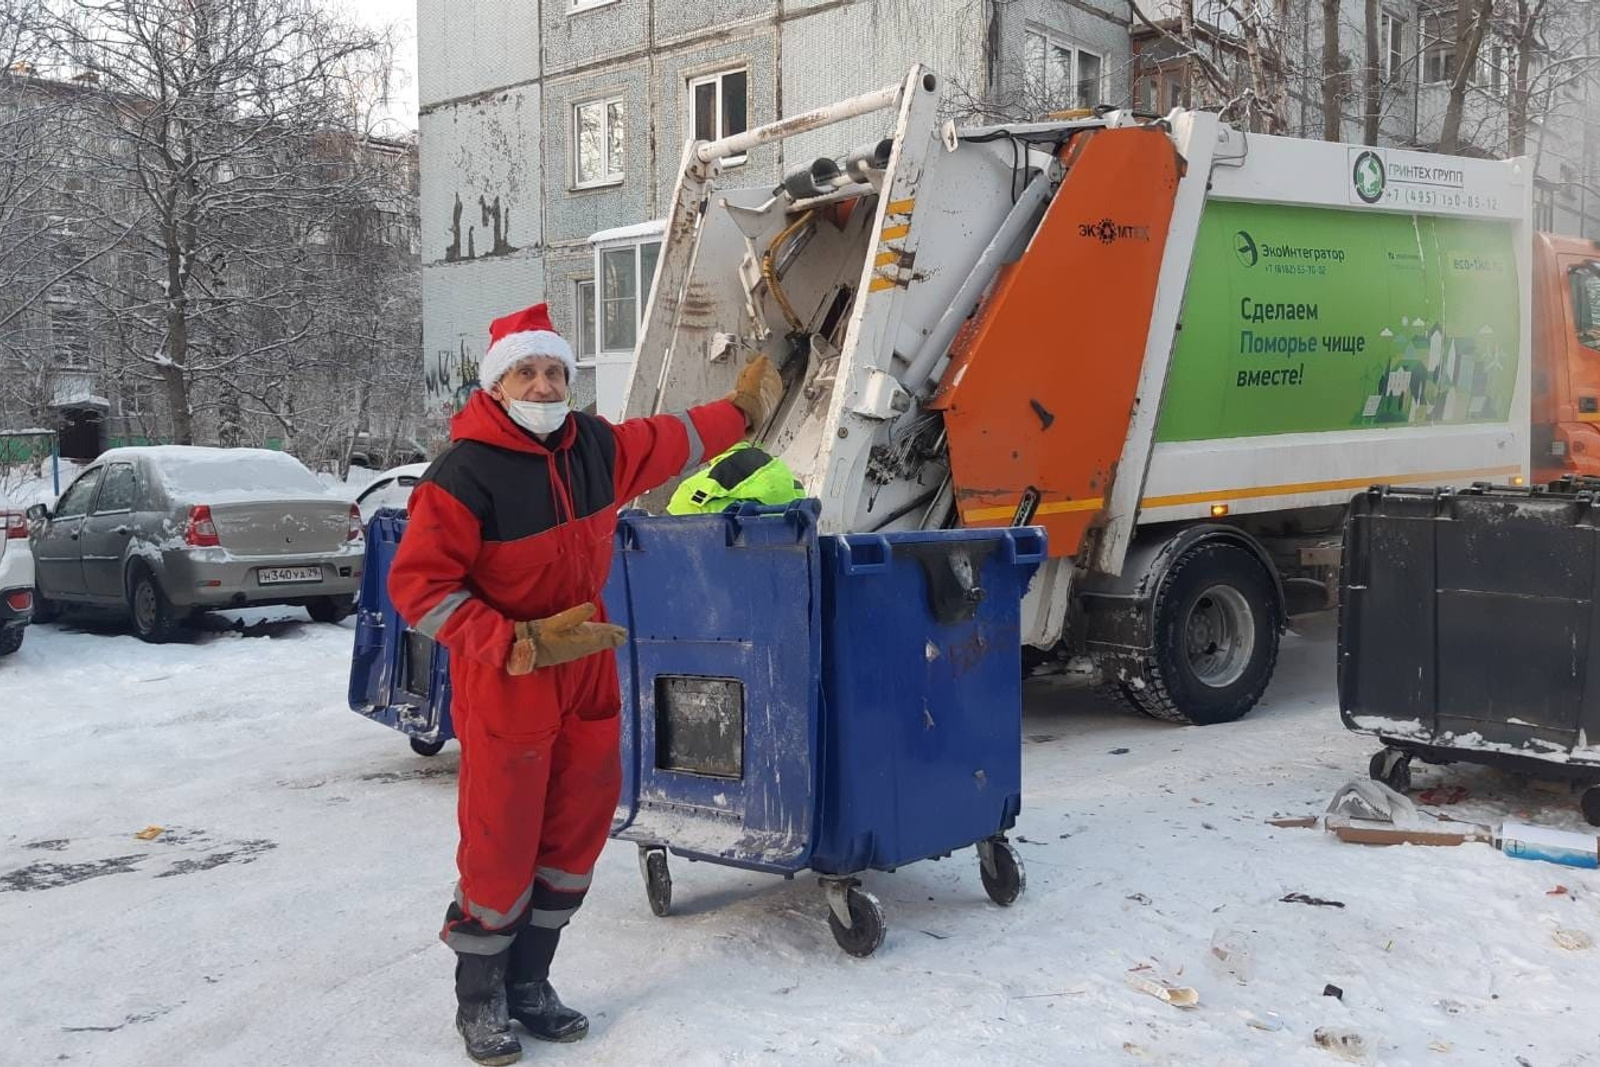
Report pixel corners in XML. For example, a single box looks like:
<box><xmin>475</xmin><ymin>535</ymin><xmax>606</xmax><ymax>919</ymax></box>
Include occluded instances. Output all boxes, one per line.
<box><xmin>29</xmin><ymin>446</ymin><xmax>364</xmax><ymax>642</ymax></box>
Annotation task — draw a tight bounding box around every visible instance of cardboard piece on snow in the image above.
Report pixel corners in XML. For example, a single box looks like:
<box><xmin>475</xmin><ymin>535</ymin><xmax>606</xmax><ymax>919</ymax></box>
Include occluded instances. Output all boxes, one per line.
<box><xmin>1324</xmin><ymin>814</ymin><xmax>1493</xmax><ymax>847</ymax></box>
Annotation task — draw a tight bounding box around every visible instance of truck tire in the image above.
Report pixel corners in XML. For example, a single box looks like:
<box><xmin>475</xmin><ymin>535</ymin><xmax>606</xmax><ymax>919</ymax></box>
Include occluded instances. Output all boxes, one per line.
<box><xmin>0</xmin><ymin>626</ymin><xmax>23</xmax><ymax>656</ymax></box>
<box><xmin>1123</xmin><ymin>540</ymin><xmax>1280</xmax><ymax>726</ymax></box>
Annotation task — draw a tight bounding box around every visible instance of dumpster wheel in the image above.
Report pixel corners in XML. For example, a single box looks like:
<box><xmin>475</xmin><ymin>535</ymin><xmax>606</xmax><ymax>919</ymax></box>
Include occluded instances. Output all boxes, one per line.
<box><xmin>824</xmin><ymin>880</ymin><xmax>886</xmax><ymax>958</ymax></box>
<box><xmin>977</xmin><ymin>836</ymin><xmax>1026</xmax><ymax>906</ymax></box>
<box><xmin>639</xmin><ymin>846</ymin><xmax>672</xmax><ymax>917</ymax></box>
<box><xmin>409</xmin><ymin>736</ymin><xmax>446</xmax><ymax>758</ymax></box>
<box><xmin>1368</xmin><ymin>748</ymin><xmax>1413</xmax><ymax>794</ymax></box>
<box><xmin>1581</xmin><ymin>787</ymin><xmax>1600</xmax><ymax>828</ymax></box>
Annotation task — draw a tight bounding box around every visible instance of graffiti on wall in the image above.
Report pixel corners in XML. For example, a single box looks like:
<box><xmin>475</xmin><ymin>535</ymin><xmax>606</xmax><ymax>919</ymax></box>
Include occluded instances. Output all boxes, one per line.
<box><xmin>444</xmin><ymin>192</ymin><xmax>520</xmax><ymax>263</ymax></box>
<box><xmin>424</xmin><ymin>338</ymin><xmax>482</xmax><ymax>419</ymax></box>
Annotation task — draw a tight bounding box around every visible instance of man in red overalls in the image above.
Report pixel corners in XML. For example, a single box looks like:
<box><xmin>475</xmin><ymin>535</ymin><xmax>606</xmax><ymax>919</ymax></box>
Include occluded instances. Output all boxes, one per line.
<box><xmin>390</xmin><ymin>303</ymin><xmax>780</xmax><ymax>1064</ymax></box>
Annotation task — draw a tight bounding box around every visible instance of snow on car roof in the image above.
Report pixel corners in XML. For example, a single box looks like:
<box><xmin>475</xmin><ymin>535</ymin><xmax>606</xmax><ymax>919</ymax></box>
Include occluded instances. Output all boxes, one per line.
<box><xmin>105</xmin><ymin>446</ymin><xmax>334</xmax><ymax>503</ymax></box>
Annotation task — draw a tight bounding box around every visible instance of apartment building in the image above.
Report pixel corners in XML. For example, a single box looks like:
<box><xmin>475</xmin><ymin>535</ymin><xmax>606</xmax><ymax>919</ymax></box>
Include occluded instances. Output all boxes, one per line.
<box><xmin>416</xmin><ymin>0</ymin><xmax>1132</xmax><ymax>419</ymax></box>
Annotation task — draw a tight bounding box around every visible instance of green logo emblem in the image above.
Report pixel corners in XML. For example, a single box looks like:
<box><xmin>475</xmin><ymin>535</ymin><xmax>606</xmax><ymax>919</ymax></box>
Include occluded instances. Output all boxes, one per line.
<box><xmin>1234</xmin><ymin>230</ymin><xmax>1259</xmax><ymax>268</ymax></box>
<box><xmin>1353</xmin><ymin>151</ymin><xmax>1386</xmax><ymax>204</ymax></box>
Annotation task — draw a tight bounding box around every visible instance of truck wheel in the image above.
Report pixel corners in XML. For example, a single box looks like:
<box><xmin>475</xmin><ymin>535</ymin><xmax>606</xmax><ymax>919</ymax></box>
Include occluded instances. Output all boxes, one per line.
<box><xmin>1125</xmin><ymin>541</ymin><xmax>1280</xmax><ymax>726</ymax></box>
<box><xmin>128</xmin><ymin>566</ymin><xmax>182</xmax><ymax>644</ymax></box>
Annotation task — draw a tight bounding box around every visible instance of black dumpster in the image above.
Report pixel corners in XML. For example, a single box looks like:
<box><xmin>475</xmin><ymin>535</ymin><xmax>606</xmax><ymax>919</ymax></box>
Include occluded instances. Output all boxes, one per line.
<box><xmin>1339</xmin><ymin>483</ymin><xmax>1600</xmax><ymax>825</ymax></box>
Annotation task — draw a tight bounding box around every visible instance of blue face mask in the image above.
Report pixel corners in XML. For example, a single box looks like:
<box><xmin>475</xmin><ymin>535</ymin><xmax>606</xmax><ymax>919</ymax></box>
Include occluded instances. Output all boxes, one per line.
<box><xmin>506</xmin><ymin>398</ymin><xmax>569</xmax><ymax>436</ymax></box>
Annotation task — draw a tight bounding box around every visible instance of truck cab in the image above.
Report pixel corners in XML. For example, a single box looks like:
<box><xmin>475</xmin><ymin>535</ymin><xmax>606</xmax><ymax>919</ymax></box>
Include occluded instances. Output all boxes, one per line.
<box><xmin>1532</xmin><ymin>233</ymin><xmax>1600</xmax><ymax>484</ymax></box>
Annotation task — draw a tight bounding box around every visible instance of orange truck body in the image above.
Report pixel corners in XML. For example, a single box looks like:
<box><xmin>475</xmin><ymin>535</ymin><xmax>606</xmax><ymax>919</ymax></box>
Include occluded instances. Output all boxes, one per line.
<box><xmin>1532</xmin><ymin>233</ymin><xmax>1600</xmax><ymax>484</ymax></box>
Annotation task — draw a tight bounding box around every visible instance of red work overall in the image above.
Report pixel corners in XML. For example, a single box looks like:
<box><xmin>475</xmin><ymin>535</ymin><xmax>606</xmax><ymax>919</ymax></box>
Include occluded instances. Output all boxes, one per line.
<box><xmin>389</xmin><ymin>390</ymin><xmax>745</xmax><ymax>954</ymax></box>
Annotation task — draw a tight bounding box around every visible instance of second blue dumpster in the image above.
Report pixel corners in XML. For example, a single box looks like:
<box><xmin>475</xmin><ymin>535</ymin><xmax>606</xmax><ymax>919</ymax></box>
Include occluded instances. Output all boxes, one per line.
<box><xmin>609</xmin><ymin>501</ymin><xmax>1044</xmax><ymax>956</ymax></box>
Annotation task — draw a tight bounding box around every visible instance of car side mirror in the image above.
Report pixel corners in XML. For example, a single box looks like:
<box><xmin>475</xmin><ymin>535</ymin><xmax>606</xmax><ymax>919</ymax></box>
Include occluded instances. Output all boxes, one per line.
<box><xmin>25</xmin><ymin>504</ymin><xmax>49</xmax><ymax>523</ymax></box>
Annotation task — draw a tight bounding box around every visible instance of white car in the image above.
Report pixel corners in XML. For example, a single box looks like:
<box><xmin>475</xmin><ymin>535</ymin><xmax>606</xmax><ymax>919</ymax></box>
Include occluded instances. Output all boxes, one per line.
<box><xmin>355</xmin><ymin>463</ymin><xmax>428</xmax><ymax>525</ymax></box>
<box><xmin>0</xmin><ymin>499</ymin><xmax>35</xmax><ymax>656</ymax></box>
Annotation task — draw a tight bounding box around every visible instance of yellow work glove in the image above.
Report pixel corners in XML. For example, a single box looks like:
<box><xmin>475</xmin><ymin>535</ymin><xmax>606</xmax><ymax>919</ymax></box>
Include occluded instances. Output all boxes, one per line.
<box><xmin>726</xmin><ymin>354</ymin><xmax>783</xmax><ymax>432</ymax></box>
<box><xmin>506</xmin><ymin>603</ymin><xmax>628</xmax><ymax>676</ymax></box>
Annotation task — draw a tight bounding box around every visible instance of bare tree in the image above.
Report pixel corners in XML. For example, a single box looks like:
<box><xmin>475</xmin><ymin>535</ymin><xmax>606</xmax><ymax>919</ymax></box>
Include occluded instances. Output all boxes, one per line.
<box><xmin>1438</xmin><ymin>0</ymin><xmax>1497</xmax><ymax>152</ymax></box>
<box><xmin>43</xmin><ymin>0</ymin><xmax>393</xmax><ymax>444</ymax></box>
<box><xmin>1321</xmin><ymin>0</ymin><xmax>1343</xmax><ymax>140</ymax></box>
<box><xmin>1362</xmin><ymin>0</ymin><xmax>1381</xmax><ymax>144</ymax></box>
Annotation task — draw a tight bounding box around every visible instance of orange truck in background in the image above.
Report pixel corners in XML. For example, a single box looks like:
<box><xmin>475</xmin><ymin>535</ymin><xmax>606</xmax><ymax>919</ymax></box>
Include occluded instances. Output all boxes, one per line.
<box><xmin>1533</xmin><ymin>233</ymin><xmax>1600</xmax><ymax>483</ymax></box>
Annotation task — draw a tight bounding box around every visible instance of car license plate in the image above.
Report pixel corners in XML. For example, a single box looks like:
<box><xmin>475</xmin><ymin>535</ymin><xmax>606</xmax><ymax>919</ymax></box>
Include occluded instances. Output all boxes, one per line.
<box><xmin>258</xmin><ymin>566</ymin><xmax>322</xmax><ymax>585</ymax></box>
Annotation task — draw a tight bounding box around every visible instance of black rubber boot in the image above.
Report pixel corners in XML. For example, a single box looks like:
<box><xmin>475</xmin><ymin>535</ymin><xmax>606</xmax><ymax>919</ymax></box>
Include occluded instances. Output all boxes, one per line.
<box><xmin>506</xmin><ymin>926</ymin><xmax>589</xmax><ymax>1043</ymax></box>
<box><xmin>455</xmin><ymin>951</ymin><xmax>522</xmax><ymax>1065</ymax></box>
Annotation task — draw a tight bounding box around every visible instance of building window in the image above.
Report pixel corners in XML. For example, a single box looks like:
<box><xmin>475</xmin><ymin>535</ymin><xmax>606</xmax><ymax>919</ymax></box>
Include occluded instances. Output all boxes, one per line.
<box><xmin>574</xmin><ymin>96</ymin><xmax>625</xmax><ymax>188</ymax></box>
<box><xmin>599</xmin><ymin>240</ymin><xmax>662</xmax><ymax>353</ymax></box>
<box><xmin>1166</xmin><ymin>76</ymin><xmax>1184</xmax><ymax>110</ymax></box>
<box><xmin>1533</xmin><ymin>183</ymin><xmax>1556</xmax><ymax>231</ymax></box>
<box><xmin>690</xmin><ymin>69</ymin><xmax>748</xmax><ymax>164</ymax></box>
<box><xmin>574</xmin><ymin>279</ymin><xmax>597</xmax><ymax>363</ymax></box>
<box><xmin>1137</xmin><ymin>75</ymin><xmax>1158</xmax><ymax>113</ymax></box>
<box><xmin>1381</xmin><ymin>12</ymin><xmax>1405</xmax><ymax>79</ymax></box>
<box><xmin>1421</xmin><ymin>9</ymin><xmax>1454</xmax><ymax>84</ymax></box>
<box><xmin>1024</xmin><ymin>30</ymin><xmax>1104</xmax><ymax>110</ymax></box>
<box><xmin>1481</xmin><ymin>42</ymin><xmax>1508</xmax><ymax>95</ymax></box>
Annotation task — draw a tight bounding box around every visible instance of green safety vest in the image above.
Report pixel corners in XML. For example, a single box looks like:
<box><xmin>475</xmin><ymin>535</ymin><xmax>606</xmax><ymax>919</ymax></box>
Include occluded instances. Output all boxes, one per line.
<box><xmin>667</xmin><ymin>442</ymin><xmax>805</xmax><ymax>515</ymax></box>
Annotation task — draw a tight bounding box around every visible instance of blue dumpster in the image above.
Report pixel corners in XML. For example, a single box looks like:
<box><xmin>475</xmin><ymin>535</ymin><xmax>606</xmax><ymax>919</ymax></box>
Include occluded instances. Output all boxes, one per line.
<box><xmin>610</xmin><ymin>502</ymin><xmax>1045</xmax><ymax>955</ymax></box>
<box><xmin>347</xmin><ymin>510</ymin><xmax>628</xmax><ymax>756</ymax></box>
<box><xmin>347</xmin><ymin>509</ymin><xmax>458</xmax><ymax>758</ymax></box>
<box><xmin>348</xmin><ymin>502</ymin><xmax>1045</xmax><ymax>956</ymax></box>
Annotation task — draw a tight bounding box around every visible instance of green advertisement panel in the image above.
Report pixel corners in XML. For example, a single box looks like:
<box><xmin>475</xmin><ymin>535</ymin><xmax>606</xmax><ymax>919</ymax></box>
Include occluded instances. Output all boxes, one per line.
<box><xmin>1154</xmin><ymin>201</ymin><xmax>1520</xmax><ymax>442</ymax></box>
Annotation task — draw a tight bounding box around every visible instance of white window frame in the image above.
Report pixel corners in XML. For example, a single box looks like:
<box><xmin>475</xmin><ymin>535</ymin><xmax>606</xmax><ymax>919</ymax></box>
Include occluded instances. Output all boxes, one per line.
<box><xmin>1420</xmin><ymin>9</ymin><xmax>1455</xmax><ymax>86</ymax></box>
<box><xmin>572</xmin><ymin>95</ymin><xmax>625</xmax><ymax>190</ymax></box>
<box><xmin>593</xmin><ymin>238</ymin><xmax>662</xmax><ymax>358</ymax></box>
<box><xmin>1380</xmin><ymin>11</ymin><xmax>1406</xmax><ymax>80</ymax></box>
<box><xmin>1023</xmin><ymin>29</ymin><xmax>1105</xmax><ymax>110</ymax></box>
<box><xmin>569</xmin><ymin>0</ymin><xmax>618</xmax><ymax>12</ymax></box>
<box><xmin>688</xmin><ymin>68</ymin><xmax>749</xmax><ymax>167</ymax></box>
<box><xmin>573</xmin><ymin>278</ymin><xmax>597</xmax><ymax>366</ymax></box>
<box><xmin>1480</xmin><ymin>40</ymin><xmax>1509</xmax><ymax>96</ymax></box>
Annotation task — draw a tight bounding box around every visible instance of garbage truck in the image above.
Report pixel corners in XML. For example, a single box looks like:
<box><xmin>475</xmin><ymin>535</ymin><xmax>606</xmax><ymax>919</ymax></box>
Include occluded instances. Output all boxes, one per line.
<box><xmin>609</xmin><ymin>64</ymin><xmax>1600</xmax><ymax>729</ymax></box>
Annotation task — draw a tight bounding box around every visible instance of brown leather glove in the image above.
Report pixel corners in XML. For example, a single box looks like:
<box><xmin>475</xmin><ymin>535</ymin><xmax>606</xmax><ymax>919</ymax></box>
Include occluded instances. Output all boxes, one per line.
<box><xmin>506</xmin><ymin>603</ymin><xmax>628</xmax><ymax>676</ymax></box>
<box><xmin>726</xmin><ymin>354</ymin><xmax>783</xmax><ymax>432</ymax></box>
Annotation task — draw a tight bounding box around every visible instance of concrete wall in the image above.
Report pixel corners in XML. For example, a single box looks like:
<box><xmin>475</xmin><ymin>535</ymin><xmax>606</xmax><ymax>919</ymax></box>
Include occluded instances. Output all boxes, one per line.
<box><xmin>990</xmin><ymin>0</ymin><xmax>1132</xmax><ymax>108</ymax></box>
<box><xmin>417</xmin><ymin>0</ymin><xmax>540</xmax><ymax>106</ymax></box>
<box><xmin>779</xmin><ymin>0</ymin><xmax>986</xmax><ymax>169</ymax></box>
<box><xmin>654</xmin><ymin>32</ymin><xmax>780</xmax><ymax>214</ymax></box>
<box><xmin>544</xmin><ymin>62</ymin><xmax>655</xmax><ymax>248</ymax></box>
<box><xmin>542</xmin><ymin>0</ymin><xmax>651</xmax><ymax>76</ymax></box>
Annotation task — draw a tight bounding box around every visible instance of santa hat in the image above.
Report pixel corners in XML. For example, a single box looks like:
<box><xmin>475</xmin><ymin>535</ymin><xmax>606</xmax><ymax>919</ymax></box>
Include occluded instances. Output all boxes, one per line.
<box><xmin>478</xmin><ymin>302</ymin><xmax>576</xmax><ymax>388</ymax></box>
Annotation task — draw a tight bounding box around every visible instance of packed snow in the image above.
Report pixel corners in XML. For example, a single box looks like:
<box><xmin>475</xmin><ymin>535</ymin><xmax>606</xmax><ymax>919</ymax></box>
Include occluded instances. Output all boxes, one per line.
<box><xmin>2</xmin><ymin>612</ymin><xmax>1597</xmax><ymax>1066</ymax></box>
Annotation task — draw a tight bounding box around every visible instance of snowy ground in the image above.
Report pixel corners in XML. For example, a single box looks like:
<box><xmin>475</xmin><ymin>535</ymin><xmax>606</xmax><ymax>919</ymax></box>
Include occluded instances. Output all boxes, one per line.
<box><xmin>3</xmin><ymin>611</ymin><xmax>1597</xmax><ymax>1067</ymax></box>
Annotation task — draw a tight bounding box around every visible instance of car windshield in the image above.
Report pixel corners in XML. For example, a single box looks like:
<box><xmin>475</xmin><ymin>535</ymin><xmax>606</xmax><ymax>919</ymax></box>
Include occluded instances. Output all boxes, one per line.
<box><xmin>150</xmin><ymin>449</ymin><xmax>329</xmax><ymax>501</ymax></box>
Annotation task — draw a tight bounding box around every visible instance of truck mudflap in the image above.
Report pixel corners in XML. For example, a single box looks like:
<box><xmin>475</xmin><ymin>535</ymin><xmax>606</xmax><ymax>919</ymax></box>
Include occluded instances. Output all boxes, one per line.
<box><xmin>929</xmin><ymin>126</ymin><xmax>1184</xmax><ymax>561</ymax></box>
